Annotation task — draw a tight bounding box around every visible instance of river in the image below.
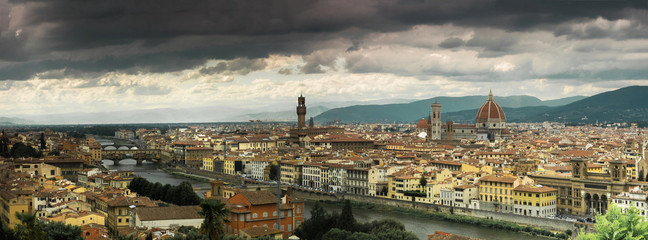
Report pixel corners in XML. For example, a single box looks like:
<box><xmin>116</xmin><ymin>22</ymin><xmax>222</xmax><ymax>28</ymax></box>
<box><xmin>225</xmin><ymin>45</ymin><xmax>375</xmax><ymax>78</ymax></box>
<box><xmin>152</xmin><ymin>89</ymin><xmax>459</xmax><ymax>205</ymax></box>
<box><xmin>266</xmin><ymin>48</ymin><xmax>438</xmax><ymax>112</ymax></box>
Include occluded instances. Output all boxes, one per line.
<box><xmin>102</xmin><ymin>160</ymin><xmax>211</xmax><ymax>197</ymax></box>
<box><xmin>304</xmin><ymin>202</ymin><xmax>552</xmax><ymax>240</ymax></box>
<box><xmin>106</xmin><ymin>161</ymin><xmax>549</xmax><ymax>240</ymax></box>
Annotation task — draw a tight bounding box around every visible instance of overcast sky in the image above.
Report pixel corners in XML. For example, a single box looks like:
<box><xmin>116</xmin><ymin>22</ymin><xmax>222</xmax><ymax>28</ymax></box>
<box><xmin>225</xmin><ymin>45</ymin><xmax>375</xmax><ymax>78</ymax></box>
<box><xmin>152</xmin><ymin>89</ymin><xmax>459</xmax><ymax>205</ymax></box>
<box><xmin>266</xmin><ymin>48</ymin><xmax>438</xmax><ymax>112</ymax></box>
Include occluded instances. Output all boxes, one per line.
<box><xmin>1</xmin><ymin>0</ymin><xmax>647</xmax><ymax>116</ymax></box>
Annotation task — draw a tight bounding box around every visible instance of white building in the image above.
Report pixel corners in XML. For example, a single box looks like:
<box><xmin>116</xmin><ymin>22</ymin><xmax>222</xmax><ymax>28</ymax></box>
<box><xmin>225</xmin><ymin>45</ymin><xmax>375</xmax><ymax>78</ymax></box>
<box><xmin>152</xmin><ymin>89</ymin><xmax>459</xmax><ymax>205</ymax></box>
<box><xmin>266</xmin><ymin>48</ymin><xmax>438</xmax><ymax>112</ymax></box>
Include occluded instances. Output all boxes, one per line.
<box><xmin>439</xmin><ymin>188</ymin><xmax>454</xmax><ymax>206</ymax></box>
<box><xmin>249</xmin><ymin>160</ymin><xmax>272</xmax><ymax>180</ymax></box>
<box><xmin>453</xmin><ymin>184</ymin><xmax>479</xmax><ymax>208</ymax></box>
<box><xmin>328</xmin><ymin>165</ymin><xmax>348</xmax><ymax>192</ymax></box>
<box><xmin>613</xmin><ymin>187</ymin><xmax>648</xmax><ymax>218</ymax></box>
<box><xmin>135</xmin><ymin>206</ymin><xmax>204</xmax><ymax>229</ymax></box>
<box><xmin>302</xmin><ymin>163</ymin><xmax>322</xmax><ymax>188</ymax></box>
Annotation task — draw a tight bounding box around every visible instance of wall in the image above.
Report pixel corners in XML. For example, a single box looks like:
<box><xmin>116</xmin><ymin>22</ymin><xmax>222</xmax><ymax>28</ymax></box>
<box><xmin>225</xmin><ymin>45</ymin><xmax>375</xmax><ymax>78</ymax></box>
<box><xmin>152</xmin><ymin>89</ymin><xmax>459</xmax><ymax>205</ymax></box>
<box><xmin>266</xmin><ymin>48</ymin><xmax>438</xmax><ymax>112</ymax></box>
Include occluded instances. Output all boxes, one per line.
<box><xmin>339</xmin><ymin>194</ymin><xmax>576</xmax><ymax>232</ymax></box>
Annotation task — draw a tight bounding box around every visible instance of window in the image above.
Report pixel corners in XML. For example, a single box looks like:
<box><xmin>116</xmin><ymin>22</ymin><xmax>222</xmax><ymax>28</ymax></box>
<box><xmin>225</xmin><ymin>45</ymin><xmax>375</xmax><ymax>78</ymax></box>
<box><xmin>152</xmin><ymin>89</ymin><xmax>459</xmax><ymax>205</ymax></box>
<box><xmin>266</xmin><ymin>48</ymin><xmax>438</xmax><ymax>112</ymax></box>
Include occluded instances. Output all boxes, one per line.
<box><xmin>263</xmin><ymin>212</ymin><xmax>268</xmax><ymax>217</ymax></box>
<box><xmin>253</xmin><ymin>213</ymin><xmax>258</xmax><ymax>218</ymax></box>
<box><xmin>118</xmin><ymin>218</ymin><xmax>122</xmax><ymax>223</ymax></box>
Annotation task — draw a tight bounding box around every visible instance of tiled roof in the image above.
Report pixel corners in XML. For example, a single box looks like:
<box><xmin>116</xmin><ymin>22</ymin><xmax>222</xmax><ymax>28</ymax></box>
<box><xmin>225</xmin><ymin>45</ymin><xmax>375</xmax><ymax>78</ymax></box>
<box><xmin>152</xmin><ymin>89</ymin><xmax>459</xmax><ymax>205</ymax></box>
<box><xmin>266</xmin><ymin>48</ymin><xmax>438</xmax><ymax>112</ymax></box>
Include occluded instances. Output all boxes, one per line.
<box><xmin>136</xmin><ymin>206</ymin><xmax>202</xmax><ymax>221</ymax></box>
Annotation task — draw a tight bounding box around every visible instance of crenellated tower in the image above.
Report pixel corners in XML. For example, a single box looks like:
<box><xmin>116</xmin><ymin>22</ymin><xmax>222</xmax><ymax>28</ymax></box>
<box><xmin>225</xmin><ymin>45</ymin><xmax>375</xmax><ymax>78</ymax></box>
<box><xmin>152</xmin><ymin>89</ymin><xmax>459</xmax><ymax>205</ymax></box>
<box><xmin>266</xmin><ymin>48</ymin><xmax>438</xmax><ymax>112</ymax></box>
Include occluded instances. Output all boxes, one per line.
<box><xmin>297</xmin><ymin>94</ymin><xmax>307</xmax><ymax>129</ymax></box>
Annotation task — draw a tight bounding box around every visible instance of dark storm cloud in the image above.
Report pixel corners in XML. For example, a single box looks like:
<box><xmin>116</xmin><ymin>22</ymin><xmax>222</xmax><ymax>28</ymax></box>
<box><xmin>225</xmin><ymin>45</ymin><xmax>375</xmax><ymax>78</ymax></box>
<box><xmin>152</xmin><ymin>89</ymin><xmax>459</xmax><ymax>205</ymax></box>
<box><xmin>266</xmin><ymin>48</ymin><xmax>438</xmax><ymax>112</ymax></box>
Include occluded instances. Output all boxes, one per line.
<box><xmin>1</xmin><ymin>0</ymin><xmax>647</xmax><ymax>80</ymax></box>
<box><xmin>438</xmin><ymin>37</ymin><xmax>465</xmax><ymax>49</ymax></box>
<box><xmin>199</xmin><ymin>58</ymin><xmax>267</xmax><ymax>76</ymax></box>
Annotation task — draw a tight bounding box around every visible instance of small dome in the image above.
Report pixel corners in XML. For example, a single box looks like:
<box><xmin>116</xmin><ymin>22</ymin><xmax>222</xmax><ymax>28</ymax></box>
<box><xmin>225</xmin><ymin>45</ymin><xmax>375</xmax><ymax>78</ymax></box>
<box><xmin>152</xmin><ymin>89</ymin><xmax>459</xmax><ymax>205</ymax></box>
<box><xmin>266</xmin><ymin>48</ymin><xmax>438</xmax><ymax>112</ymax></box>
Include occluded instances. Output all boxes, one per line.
<box><xmin>104</xmin><ymin>146</ymin><xmax>117</xmax><ymax>150</ymax></box>
<box><xmin>416</xmin><ymin>118</ymin><xmax>428</xmax><ymax>129</ymax></box>
<box><xmin>117</xmin><ymin>146</ymin><xmax>130</xmax><ymax>150</ymax></box>
<box><xmin>476</xmin><ymin>90</ymin><xmax>506</xmax><ymax>123</ymax></box>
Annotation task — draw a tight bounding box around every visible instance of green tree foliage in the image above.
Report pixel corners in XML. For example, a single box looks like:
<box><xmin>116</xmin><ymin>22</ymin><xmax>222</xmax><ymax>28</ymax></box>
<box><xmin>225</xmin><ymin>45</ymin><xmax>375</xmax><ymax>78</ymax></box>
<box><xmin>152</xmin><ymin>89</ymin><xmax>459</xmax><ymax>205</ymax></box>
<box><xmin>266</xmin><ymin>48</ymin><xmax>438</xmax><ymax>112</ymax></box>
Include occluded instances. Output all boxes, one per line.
<box><xmin>419</xmin><ymin>176</ymin><xmax>427</xmax><ymax>191</ymax></box>
<box><xmin>14</xmin><ymin>212</ymin><xmax>46</xmax><ymax>240</ymax></box>
<box><xmin>578</xmin><ymin>203</ymin><xmax>648</xmax><ymax>240</ymax></box>
<box><xmin>199</xmin><ymin>198</ymin><xmax>230</xmax><ymax>240</ymax></box>
<box><xmin>168</xmin><ymin>226</ymin><xmax>208</xmax><ymax>240</ymax></box>
<box><xmin>128</xmin><ymin>177</ymin><xmax>201</xmax><ymax>205</ymax></box>
<box><xmin>10</xmin><ymin>142</ymin><xmax>43</xmax><ymax>158</ymax></box>
<box><xmin>0</xmin><ymin>218</ymin><xmax>18</xmax><ymax>240</ymax></box>
<box><xmin>296</xmin><ymin>202</ymin><xmax>416</xmax><ymax>240</ymax></box>
<box><xmin>39</xmin><ymin>133</ymin><xmax>46</xmax><ymax>150</ymax></box>
<box><xmin>41</xmin><ymin>221</ymin><xmax>82</xmax><ymax>240</ymax></box>
<box><xmin>268</xmin><ymin>164</ymin><xmax>279</xmax><ymax>181</ymax></box>
<box><xmin>336</xmin><ymin>200</ymin><xmax>356</xmax><ymax>232</ymax></box>
<box><xmin>294</xmin><ymin>202</ymin><xmax>333</xmax><ymax>240</ymax></box>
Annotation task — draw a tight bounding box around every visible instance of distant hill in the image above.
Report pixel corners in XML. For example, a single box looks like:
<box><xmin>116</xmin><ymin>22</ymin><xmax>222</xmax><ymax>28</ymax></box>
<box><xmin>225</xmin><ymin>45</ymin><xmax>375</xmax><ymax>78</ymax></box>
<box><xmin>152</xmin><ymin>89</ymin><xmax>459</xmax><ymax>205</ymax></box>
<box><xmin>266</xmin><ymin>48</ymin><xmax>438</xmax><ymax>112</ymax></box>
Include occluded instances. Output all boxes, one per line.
<box><xmin>530</xmin><ymin>86</ymin><xmax>648</xmax><ymax>123</ymax></box>
<box><xmin>314</xmin><ymin>86</ymin><xmax>647</xmax><ymax>124</ymax></box>
<box><xmin>314</xmin><ymin>95</ymin><xmax>585</xmax><ymax>123</ymax></box>
<box><xmin>232</xmin><ymin>106</ymin><xmax>329</xmax><ymax>122</ymax></box>
<box><xmin>0</xmin><ymin>117</ymin><xmax>33</xmax><ymax>125</ymax></box>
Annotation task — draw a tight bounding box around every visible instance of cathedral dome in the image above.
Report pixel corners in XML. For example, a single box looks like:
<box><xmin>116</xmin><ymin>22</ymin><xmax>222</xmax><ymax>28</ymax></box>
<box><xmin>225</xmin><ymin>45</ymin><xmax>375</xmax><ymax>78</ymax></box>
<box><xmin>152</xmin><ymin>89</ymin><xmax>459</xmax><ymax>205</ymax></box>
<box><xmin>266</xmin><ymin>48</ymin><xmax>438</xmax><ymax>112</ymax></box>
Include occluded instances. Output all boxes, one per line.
<box><xmin>416</xmin><ymin>118</ymin><xmax>428</xmax><ymax>129</ymax></box>
<box><xmin>476</xmin><ymin>90</ymin><xmax>506</xmax><ymax>124</ymax></box>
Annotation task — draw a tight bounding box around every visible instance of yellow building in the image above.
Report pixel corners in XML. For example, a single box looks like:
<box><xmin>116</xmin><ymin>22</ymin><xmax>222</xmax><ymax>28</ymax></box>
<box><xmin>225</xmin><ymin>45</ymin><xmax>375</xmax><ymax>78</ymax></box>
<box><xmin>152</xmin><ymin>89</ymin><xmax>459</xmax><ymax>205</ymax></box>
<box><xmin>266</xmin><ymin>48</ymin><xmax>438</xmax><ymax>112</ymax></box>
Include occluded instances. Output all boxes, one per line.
<box><xmin>280</xmin><ymin>161</ymin><xmax>303</xmax><ymax>185</ymax></box>
<box><xmin>512</xmin><ymin>185</ymin><xmax>557</xmax><ymax>217</ymax></box>
<box><xmin>106</xmin><ymin>197</ymin><xmax>155</xmax><ymax>234</ymax></box>
<box><xmin>478</xmin><ymin>175</ymin><xmax>533</xmax><ymax>213</ymax></box>
<box><xmin>388</xmin><ymin>175</ymin><xmax>422</xmax><ymax>200</ymax></box>
<box><xmin>0</xmin><ymin>190</ymin><xmax>33</xmax><ymax>229</ymax></box>
<box><xmin>46</xmin><ymin>211</ymin><xmax>106</xmax><ymax>226</ymax></box>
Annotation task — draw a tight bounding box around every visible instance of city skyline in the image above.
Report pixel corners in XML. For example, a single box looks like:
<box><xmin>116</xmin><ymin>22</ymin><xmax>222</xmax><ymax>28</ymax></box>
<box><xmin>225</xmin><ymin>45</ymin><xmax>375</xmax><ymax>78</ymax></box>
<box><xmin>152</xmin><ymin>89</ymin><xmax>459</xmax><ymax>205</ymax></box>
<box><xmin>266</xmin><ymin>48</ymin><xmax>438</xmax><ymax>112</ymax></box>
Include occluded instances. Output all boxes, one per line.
<box><xmin>1</xmin><ymin>0</ymin><xmax>647</xmax><ymax>116</ymax></box>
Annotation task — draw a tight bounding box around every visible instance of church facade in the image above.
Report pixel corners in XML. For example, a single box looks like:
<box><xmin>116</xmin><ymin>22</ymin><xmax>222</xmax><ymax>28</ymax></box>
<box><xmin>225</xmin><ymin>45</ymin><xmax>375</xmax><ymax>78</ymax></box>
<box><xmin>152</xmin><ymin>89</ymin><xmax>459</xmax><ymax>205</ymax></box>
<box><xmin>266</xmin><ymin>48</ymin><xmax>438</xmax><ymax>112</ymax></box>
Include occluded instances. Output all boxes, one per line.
<box><xmin>423</xmin><ymin>90</ymin><xmax>510</xmax><ymax>142</ymax></box>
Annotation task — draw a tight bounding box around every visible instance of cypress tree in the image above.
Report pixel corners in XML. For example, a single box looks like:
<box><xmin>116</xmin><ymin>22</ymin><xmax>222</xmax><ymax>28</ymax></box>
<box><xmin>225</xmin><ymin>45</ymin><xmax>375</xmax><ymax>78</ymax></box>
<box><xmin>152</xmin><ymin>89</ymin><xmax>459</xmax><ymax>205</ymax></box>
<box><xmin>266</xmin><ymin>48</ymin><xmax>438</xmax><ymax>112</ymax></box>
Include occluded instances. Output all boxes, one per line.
<box><xmin>336</xmin><ymin>200</ymin><xmax>356</xmax><ymax>232</ymax></box>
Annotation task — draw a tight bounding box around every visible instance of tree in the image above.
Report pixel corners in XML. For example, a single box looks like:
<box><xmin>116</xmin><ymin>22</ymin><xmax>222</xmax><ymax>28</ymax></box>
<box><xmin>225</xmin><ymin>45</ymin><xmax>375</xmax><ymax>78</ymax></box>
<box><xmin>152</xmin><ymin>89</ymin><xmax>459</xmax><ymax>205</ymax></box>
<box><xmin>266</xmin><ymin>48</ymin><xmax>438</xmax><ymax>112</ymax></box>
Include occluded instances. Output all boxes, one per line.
<box><xmin>40</xmin><ymin>133</ymin><xmax>46</xmax><ymax>150</ymax></box>
<box><xmin>419</xmin><ymin>176</ymin><xmax>427</xmax><ymax>192</ymax></box>
<box><xmin>322</xmin><ymin>228</ymin><xmax>351</xmax><ymax>240</ymax></box>
<box><xmin>199</xmin><ymin>198</ymin><xmax>230</xmax><ymax>240</ymax></box>
<box><xmin>336</xmin><ymin>200</ymin><xmax>356</xmax><ymax>232</ymax></box>
<box><xmin>374</xmin><ymin>229</ymin><xmax>418</xmax><ymax>240</ymax></box>
<box><xmin>269</xmin><ymin>164</ymin><xmax>279</xmax><ymax>181</ymax></box>
<box><xmin>578</xmin><ymin>203</ymin><xmax>648</xmax><ymax>240</ymax></box>
<box><xmin>14</xmin><ymin>212</ymin><xmax>46</xmax><ymax>240</ymax></box>
<box><xmin>367</xmin><ymin>219</ymin><xmax>406</xmax><ymax>234</ymax></box>
<box><xmin>41</xmin><ymin>221</ymin><xmax>82</xmax><ymax>240</ymax></box>
<box><xmin>10</xmin><ymin>142</ymin><xmax>43</xmax><ymax>158</ymax></box>
<box><xmin>178</xmin><ymin>182</ymin><xmax>201</xmax><ymax>205</ymax></box>
<box><xmin>0</xmin><ymin>219</ymin><xmax>18</xmax><ymax>240</ymax></box>
<box><xmin>295</xmin><ymin>201</ymin><xmax>331</xmax><ymax>240</ymax></box>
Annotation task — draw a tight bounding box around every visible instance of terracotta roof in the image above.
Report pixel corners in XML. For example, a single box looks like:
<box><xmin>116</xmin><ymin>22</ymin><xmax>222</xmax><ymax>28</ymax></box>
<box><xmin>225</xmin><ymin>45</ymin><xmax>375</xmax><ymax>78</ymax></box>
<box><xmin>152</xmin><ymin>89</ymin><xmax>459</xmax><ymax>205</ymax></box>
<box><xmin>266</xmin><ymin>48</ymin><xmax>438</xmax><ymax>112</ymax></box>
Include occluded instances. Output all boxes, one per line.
<box><xmin>416</xmin><ymin>119</ymin><xmax>428</xmax><ymax>129</ymax></box>
<box><xmin>513</xmin><ymin>185</ymin><xmax>557</xmax><ymax>193</ymax></box>
<box><xmin>476</xmin><ymin>91</ymin><xmax>506</xmax><ymax>122</ymax></box>
<box><xmin>238</xmin><ymin>191</ymin><xmax>277</xmax><ymax>206</ymax></box>
<box><xmin>136</xmin><ymin>206</ymin><xmax>202</xmax><ymax>221</ymax></box>
<box><xmin>479</xmin><ymin>175</ymin><xmax>518</xmax><ymax>183</ymax></box>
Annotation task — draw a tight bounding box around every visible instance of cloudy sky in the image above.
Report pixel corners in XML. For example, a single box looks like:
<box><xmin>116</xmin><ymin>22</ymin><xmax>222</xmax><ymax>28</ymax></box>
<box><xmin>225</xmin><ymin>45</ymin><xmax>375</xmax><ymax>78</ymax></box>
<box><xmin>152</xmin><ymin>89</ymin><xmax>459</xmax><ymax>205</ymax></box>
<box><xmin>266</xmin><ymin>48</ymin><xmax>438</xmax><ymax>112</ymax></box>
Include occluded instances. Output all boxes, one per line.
<box><xmin>1</xmin><ymin>0</ymin><xmax>647</xmax><ymax>116</ymax></box>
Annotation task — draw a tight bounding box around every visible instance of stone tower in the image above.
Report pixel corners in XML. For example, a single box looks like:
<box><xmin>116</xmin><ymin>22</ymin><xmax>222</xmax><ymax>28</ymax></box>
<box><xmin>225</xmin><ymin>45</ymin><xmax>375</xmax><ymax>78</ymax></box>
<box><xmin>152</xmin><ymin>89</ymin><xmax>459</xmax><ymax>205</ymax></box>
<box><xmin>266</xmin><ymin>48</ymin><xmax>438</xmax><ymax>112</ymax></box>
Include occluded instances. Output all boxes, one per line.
<box><xmin>427</xmin><ymin>101</ymin><xmax>442</xmax><ymax>141</ymax></box>
<box><xmin>297</xmin><ymin>94</ymin><xmax>307</xmax><ymax>129</ymax></box>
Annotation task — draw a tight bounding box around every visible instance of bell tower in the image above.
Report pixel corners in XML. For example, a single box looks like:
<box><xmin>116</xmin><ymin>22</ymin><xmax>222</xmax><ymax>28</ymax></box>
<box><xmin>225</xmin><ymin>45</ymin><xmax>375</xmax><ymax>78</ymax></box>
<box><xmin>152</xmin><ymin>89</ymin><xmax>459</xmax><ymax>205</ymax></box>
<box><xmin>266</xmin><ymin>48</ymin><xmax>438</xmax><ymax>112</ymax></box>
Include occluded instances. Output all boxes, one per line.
<box><xmin>610</xmin><ymin>160</ymin><xmax>627</xmax><ymax>182</ymax></box>
<box><xmin>427</xmin><ymin>101</ymin><xmax>442</xmax><ymax>141</ymax></box>
<box><xmin>571</xmin><ymin>158</ymin><xmax>587</xmax><ymax>179</ymax></box>
<box><xmin>297</xmin><ymin>94</ymin><xmax>307</xmax><ymax>129</ymax></box>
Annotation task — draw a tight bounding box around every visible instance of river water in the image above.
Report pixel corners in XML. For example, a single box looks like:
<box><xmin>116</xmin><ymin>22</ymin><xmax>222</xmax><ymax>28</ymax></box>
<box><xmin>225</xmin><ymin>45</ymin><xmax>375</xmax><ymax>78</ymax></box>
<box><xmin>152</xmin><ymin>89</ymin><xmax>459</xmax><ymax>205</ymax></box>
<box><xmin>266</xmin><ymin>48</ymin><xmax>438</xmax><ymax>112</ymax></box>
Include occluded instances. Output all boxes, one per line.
<box><xmin>102</xmin><ymin>160</ymin><xmax>211</xmax><ymax>197</ymax></box>
<box><xmin>105</xmin><ymin>161</ymin><xmax>549</xmax><ymax>240</ymax></box>
<box><xmin>304</xmin><ymin>202</ymin><xmax>552</xmax><ymax>240</ymax></box>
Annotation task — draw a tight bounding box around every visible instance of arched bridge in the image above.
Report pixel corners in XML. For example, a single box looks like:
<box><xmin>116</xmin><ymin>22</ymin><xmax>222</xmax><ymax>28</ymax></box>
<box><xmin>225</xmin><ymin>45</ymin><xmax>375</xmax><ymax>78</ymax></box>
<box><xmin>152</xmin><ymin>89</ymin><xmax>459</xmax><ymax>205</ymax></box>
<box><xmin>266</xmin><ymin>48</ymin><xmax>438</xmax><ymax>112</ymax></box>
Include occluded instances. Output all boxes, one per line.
<box><xmin>102</xmin><ymin>149</ymin><xmax>162</xmax><ymax>165</ymax></box>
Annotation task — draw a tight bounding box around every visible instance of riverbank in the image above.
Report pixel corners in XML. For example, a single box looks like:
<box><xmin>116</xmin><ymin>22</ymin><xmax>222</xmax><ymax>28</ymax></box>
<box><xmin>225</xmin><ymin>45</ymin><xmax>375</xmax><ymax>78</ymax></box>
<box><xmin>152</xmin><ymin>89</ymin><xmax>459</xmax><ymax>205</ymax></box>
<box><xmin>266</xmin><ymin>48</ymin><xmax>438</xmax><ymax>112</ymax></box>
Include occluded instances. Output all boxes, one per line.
<box><xmin>319</xmin><ymin>199</ymin><xmax>571</xmax><ymax>239</ymax></box>
<box><xmin>159</xmin><ymin>166</ymin><xmax>213</xmax><ymax>183</ymax></box>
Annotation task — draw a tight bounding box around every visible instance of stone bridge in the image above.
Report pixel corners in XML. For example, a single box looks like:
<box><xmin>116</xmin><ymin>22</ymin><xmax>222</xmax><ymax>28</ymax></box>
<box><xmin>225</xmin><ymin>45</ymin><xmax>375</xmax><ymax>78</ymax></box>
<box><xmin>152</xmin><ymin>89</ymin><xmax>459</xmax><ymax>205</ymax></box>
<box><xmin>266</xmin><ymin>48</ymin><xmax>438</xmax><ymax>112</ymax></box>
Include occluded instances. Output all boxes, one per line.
<box><xmin>102</xmin><ymin>149</ymin><xmax>163</xmax><ymax>165</ymax></box>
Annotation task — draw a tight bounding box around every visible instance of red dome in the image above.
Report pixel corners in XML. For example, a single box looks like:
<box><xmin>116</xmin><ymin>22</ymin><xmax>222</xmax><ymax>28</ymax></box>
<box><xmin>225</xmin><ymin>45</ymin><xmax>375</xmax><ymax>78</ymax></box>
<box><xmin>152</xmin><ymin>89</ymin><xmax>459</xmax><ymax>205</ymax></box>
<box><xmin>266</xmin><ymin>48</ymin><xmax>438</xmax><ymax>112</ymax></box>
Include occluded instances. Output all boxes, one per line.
<box><xmin>476</xmin><ymin>90</ymin><xmax>506</xmax><ymax>122</ymax></box>
<box><xmin>416</xmin><ymin>118</ymin><xmax>428</xmax><ymax>129</ymax></box>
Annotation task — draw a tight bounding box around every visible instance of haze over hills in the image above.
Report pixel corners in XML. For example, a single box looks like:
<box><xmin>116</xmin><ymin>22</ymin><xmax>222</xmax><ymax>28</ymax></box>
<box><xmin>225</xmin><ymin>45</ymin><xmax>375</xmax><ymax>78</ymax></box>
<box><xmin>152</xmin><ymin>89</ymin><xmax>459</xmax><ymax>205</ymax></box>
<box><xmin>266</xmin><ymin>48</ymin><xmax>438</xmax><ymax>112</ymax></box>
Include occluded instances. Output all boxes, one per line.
<box><xmin>314</xmin><ymin>86</ymin><xmax>647</xmax><ymax>124</ymax></box>
<box><xmin>314</xmin><ymin>95</ymin><xmax>586</xmax><ymax>123</ymax></box>
<box><xmin>0</xmin><ymin>97</ymin><xmax>414</xmax><ymax>125</ymax></box>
